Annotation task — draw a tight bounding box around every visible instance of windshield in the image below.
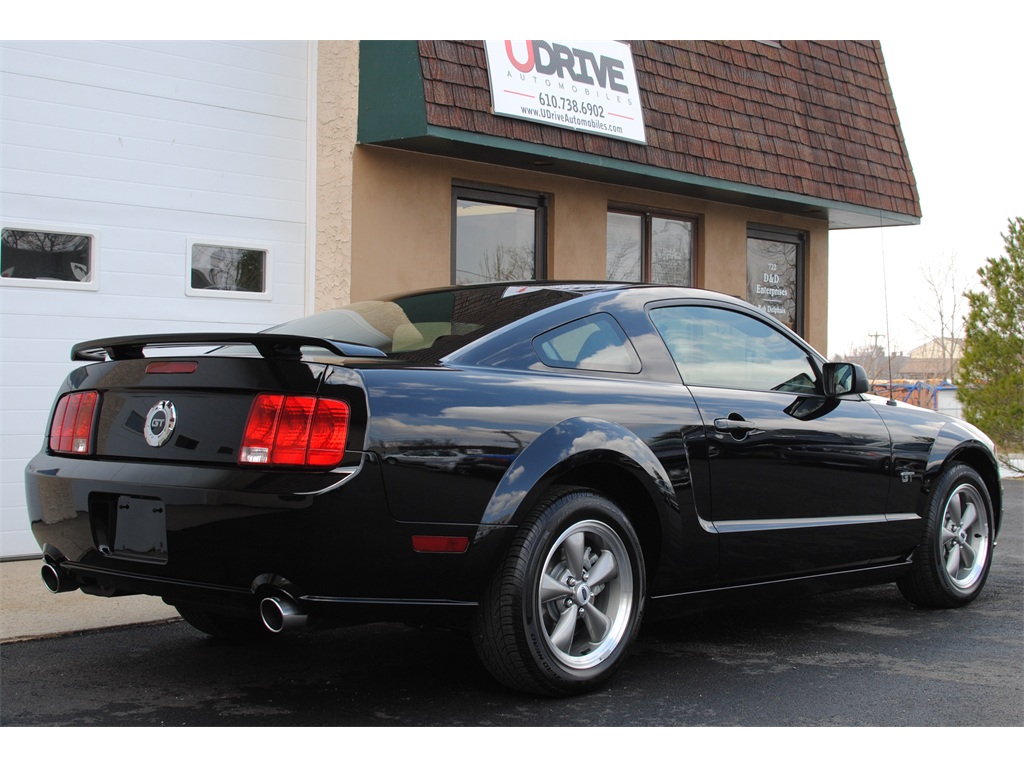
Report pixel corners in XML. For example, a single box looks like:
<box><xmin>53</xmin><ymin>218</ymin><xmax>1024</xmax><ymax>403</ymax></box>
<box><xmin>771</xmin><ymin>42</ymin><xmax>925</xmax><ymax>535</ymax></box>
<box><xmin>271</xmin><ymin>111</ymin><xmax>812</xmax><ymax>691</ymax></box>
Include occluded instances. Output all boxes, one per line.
<box><xmin>270</xmin><ymin>284</ymin><xmax>591</xmax><ymax>363</ymax></box>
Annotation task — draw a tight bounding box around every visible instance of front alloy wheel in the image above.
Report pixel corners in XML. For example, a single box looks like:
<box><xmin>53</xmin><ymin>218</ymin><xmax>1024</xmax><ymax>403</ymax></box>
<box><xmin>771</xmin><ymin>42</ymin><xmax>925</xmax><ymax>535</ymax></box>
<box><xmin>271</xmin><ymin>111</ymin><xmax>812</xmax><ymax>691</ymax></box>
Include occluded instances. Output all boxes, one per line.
<box><xmin>898</xmin><ymin>463</ymin><xmax>995</xmax><ymax>608</ymax></box>
<box><xmin>938</xmin><ymin>481</ymin><xmax>990</xmax><ymax>592</ymax></box>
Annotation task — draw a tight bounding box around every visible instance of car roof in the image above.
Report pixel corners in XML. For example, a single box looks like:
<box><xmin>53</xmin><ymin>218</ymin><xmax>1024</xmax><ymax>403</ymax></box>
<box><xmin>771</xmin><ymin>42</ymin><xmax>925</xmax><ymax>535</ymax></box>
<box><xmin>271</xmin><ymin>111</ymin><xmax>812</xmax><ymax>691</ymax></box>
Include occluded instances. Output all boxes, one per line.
<box><xmin>383</xmin><ymin>281</ymin><xmax>751</xmax><ymax>316</ymax></box>
<box><xmin>432</xmin><ymin>282</ymin><xmax>782</xmax><ymax>369</ymax></box>
<box><xmin>273</xmin><ymin>281</ymin><xmax>786</xmax><ymax>368</ymax></box>
<box><xmin>391</xmin><ymin>280</ymin><xmax>714</xmax><ymax>300</ymax></box>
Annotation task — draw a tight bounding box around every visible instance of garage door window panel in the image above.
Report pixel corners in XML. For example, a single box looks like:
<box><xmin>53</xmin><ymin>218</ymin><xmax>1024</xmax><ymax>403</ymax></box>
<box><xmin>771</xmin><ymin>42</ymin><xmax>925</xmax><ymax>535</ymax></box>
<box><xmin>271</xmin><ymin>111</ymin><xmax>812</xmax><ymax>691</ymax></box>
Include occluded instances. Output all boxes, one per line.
<box><xmin>187</xmin><ymin>241</ymin><xmax>270</xmax><ymax>299</ymax></box>
<box><xmin>1</xmin><ymin>228</ymin><xmax>96</xmax><ymax>289</ymax></box>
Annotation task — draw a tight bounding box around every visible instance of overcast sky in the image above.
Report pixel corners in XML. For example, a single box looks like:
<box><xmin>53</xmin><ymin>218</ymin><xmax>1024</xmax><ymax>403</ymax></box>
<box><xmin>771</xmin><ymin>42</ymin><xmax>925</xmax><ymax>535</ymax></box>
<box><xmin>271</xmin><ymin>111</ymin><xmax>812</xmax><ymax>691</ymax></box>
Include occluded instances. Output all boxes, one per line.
<box><xmin>826</xmin><ymin>31</ymin><xmax>1024</xmax><ymax>357</ymax></box>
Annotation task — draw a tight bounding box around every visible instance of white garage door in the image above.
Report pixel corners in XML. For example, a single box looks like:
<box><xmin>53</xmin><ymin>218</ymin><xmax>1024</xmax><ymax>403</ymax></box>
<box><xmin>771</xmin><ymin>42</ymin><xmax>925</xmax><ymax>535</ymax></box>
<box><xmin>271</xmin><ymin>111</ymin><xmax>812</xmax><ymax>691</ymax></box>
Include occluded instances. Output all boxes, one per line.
<box><xmin>1</xmin><ymin>41</ymin><xmax>314</xmax><ymax>558</ymax></box>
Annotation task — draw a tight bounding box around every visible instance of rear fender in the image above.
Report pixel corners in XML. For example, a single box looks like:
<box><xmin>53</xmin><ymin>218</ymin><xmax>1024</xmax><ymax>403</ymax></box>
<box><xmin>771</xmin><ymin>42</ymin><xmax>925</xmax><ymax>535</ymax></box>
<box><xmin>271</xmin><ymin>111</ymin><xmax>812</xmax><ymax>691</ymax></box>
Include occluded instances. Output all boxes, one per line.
<box><xmin>479</xmin><ymin>416</ymin><xmax>676</xmax><ymax>528</ymax></box>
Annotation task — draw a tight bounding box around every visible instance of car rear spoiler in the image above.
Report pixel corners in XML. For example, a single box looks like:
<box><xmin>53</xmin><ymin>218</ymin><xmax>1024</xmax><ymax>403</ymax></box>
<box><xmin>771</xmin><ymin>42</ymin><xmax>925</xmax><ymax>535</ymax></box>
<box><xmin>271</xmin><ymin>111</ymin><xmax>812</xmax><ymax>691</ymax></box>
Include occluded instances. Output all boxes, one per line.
<box><xmin>71</xmin><ymin>333</ymin><xmax>389</xmax><ymax>362</ymax></box>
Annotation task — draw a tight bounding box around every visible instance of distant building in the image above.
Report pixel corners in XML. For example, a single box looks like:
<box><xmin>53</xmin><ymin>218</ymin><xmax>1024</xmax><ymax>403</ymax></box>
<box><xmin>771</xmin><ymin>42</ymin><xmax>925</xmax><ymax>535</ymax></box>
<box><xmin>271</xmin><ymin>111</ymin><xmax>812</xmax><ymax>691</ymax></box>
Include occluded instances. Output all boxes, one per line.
<box><xmin>901</xmin><ymin>338</ymin><xmax>964</xmax><ymax>382</ymax></box>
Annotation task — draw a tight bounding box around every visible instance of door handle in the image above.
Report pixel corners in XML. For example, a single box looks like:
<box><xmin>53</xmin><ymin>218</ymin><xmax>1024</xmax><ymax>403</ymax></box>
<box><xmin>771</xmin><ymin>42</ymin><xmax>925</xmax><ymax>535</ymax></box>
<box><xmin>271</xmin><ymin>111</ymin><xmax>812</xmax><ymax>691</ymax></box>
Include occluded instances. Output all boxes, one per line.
<box><xmin>714</xmin><ymin>416</ymin><xmax>757</xmax><ymax>435</ymax></box>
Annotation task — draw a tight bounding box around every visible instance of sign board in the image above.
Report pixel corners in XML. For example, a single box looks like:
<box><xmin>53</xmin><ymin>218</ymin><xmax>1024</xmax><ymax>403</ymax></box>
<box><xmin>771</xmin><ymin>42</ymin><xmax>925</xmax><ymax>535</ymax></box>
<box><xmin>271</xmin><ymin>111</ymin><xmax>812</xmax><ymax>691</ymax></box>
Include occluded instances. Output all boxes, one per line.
<box><xmin>484</xmin><ymin>40</ymin><xmax>647</xmax><ymax>144</ymax></box>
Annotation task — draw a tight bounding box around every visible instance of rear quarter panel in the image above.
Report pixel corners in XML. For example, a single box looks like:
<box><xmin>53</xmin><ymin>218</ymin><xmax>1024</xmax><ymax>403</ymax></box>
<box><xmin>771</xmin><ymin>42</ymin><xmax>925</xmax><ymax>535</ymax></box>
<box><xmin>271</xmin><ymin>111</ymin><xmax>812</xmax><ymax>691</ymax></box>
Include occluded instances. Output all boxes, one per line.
<box><xmin>360</xmin><ymin>365</ymin><xmax>717</xmax><ymax>590</ymax></box>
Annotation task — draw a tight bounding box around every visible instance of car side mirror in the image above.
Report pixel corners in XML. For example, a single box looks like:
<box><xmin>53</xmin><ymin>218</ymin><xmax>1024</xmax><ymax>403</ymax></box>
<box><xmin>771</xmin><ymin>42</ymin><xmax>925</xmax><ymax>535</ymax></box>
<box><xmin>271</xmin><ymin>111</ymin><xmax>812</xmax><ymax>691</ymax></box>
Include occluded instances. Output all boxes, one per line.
<box><xmin>822</xmin><ymin>362</ymin><xmax>869</xmax><ymax>397</ymax></box>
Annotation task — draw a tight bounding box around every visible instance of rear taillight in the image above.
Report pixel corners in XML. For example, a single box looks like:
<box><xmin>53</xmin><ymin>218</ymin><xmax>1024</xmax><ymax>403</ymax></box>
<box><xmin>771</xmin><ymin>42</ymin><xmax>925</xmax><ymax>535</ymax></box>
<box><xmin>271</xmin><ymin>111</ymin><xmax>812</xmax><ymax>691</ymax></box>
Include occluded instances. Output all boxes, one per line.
<box><xmin>240</xmin><ymin>394</ymin><xmax>350</xmax><ymax>467</ymax></box>
<box><xmin>49</xmin><ymin>391</ymin><xmax>100</xmax><ymax>455</ymax></box>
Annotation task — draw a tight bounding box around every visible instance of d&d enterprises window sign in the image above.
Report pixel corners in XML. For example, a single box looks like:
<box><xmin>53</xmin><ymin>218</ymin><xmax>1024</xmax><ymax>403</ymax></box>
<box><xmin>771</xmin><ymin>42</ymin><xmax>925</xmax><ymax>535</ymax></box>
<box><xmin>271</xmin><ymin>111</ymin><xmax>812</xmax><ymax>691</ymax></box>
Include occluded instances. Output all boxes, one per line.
<box><xmin>746</xmin><ymin>233</ymin><xmax>803</xmax><ymax>333</ymax></box>
<box><xmin>484</xmin><ymin>40</ymin><xmax>647</xmax><ymax>144</ymax></box>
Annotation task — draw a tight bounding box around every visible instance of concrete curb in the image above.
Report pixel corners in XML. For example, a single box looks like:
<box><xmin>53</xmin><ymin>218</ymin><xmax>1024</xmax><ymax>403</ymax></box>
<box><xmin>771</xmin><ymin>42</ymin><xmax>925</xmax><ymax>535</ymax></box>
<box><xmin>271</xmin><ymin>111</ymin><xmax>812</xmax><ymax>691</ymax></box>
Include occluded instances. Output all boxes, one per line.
<box><xmin>0</xmin><ymin>558</ymin><xmax>179</xmax><ymax>644</ymax></box>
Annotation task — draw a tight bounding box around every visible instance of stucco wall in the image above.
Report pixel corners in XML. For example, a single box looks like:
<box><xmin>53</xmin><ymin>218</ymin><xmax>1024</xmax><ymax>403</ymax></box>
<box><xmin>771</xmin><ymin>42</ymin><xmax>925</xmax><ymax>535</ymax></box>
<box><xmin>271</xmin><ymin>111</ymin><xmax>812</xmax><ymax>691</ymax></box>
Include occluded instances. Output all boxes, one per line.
<box><xmin>351</xmin><ymin>145</ymin><xmax>830</xmax><ymax>351</ymax></box>
<box><xmin>315</xmin><ymin>40</ymin><xmax>359</xmax><ymax>310</ymax></box>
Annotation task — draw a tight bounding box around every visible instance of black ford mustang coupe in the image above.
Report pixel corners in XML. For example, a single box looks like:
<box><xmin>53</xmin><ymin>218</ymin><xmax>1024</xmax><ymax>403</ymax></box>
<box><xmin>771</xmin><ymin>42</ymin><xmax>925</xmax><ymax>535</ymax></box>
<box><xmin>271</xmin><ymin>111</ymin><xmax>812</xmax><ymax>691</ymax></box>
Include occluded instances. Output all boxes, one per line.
<box><xmin>26</xmin><ymin>282</ymin><xmax>1002</xmax><ymax>695</ymax></box>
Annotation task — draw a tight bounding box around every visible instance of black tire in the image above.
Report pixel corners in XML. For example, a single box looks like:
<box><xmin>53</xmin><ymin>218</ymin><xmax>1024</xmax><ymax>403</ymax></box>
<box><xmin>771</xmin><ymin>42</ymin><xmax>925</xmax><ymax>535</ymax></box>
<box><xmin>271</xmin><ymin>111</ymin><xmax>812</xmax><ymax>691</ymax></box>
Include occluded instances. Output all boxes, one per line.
<box><xmin>175</xmin><ymin>605</ymin><xmax>268</xmax><ymax>641</ymax></box>
<box><xmin>898</xmin><ymin>463</ymin><xmax>995</xmax><ymax>609</ymax></box>
<box><xmin>473</xmin><ymin>486</ymin><xmax>646</xmax><ymax>696</ymax></box>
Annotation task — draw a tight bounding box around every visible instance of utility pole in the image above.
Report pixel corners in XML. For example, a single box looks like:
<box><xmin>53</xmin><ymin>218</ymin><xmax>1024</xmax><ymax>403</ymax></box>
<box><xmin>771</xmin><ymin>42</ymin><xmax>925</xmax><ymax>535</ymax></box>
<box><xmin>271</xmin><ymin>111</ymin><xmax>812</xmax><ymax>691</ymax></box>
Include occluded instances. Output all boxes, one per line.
<box><xmin>867</xmin><ymin>332</ymin><xmax>886</xmax><ymax>381</ymax></box>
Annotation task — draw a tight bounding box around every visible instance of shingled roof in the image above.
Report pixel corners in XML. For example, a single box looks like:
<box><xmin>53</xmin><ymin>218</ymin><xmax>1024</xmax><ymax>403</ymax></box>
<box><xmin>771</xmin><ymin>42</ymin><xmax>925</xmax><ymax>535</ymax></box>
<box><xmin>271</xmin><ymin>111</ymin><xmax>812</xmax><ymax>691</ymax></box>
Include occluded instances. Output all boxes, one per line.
<box><xmin>360</xmin><ymin>41</ymin><xmax>920</xmax><ymax>229</ymax></box>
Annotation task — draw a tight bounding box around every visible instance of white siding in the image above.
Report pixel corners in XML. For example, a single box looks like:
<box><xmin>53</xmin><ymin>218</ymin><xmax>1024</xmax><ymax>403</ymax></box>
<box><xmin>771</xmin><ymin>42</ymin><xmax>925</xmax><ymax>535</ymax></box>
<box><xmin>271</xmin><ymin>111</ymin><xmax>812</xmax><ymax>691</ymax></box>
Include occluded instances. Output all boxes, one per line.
<box><xmin>1</xmin><ymin>41</ymin><xmax>312</xmax><ymax>558</ymax></box>
<box><xmin>935</xmin><ymin>388</ymin><xmax>964</xmax><ymax>421</ymax></box>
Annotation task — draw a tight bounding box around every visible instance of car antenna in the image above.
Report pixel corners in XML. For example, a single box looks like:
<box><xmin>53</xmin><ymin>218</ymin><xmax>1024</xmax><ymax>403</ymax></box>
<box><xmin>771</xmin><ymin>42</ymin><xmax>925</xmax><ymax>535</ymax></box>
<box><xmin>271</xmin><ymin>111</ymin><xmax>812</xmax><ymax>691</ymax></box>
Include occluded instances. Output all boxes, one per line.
<box><xmin>878</xmin><ymin>213</ymin><xmax>898</xmax><ymax>406</ymax></box>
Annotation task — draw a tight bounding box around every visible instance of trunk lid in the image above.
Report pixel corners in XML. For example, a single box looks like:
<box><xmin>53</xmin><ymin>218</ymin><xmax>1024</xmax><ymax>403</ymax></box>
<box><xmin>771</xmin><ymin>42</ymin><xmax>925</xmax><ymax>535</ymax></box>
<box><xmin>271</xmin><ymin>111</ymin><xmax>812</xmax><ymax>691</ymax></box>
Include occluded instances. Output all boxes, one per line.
<box><xmin>55</xmin><ymin>333</ymin><xmax>373</xmax><ymax>466</ymax></box>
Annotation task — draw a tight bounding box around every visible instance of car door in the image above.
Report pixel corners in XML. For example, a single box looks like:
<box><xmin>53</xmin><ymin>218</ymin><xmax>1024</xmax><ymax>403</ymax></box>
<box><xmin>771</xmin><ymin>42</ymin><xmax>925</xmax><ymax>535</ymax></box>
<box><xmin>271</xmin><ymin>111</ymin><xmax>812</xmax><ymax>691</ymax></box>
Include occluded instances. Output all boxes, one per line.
<box><xmin>649</xmin><ymin>303</ymin><xmax>899</xmax><ymax>582</ymax></box>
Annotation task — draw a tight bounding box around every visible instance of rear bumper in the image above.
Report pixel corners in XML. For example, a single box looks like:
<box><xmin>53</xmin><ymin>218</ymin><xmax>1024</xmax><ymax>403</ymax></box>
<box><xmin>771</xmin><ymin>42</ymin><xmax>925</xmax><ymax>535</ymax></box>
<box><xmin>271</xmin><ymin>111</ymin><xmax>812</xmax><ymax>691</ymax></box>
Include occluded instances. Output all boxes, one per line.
<box><xmin>25</xmin><ymin>452</ymin><xmax>514</xmax><ymax>621</ymax></box>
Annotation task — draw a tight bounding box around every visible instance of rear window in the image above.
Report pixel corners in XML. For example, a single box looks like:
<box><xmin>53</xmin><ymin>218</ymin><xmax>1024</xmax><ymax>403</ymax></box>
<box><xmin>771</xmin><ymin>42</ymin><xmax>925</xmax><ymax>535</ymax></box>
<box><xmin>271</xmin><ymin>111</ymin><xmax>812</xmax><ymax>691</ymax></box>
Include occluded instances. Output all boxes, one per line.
<box><xmin>272</xmin><ymin>284</ymin><xmax>589</xmax><ymax>363</ymax></box>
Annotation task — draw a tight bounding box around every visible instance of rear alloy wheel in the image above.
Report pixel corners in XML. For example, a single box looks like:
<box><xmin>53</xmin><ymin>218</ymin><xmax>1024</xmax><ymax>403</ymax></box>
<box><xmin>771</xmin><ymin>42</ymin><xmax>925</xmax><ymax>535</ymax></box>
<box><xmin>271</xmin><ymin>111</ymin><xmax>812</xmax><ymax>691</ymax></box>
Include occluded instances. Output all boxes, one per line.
<box><xmin>898</xmin><ymin>463</ymin><xmax>995</xmax><ymax>608</ymax></box>
<box><xmin>473</xmin><ymin>487</ymin><xmax>645</xmax><ymax>696</ymax></box>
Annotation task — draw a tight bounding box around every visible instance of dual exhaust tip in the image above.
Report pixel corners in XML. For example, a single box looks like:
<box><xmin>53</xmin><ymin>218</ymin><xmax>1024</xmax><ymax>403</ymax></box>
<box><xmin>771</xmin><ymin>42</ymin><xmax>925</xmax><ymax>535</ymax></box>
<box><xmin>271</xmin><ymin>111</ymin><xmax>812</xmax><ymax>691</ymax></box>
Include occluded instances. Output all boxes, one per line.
<box><xmin>41</xmin><ymin>560</ymin><xmax>308</xmax><ymax>635</ymax></box>
<box><xmin>259</xmin><ymin>595</ymin><xmax>307</xmax><ymax>634</ymax></box>
<box><xmin>41</xmin><ymin>561</ymin><xmax>78</xmax><ymax>594</ymax></box>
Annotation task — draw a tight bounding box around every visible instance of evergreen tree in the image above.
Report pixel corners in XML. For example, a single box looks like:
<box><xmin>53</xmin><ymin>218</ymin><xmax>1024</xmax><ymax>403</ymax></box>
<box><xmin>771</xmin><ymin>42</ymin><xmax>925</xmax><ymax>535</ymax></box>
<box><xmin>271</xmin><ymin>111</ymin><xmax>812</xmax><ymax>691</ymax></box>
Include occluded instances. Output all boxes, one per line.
<box><xmin>955</xmin><ymin>217</ymin><xmax>1024</xmax><ymax>461</ymax></box>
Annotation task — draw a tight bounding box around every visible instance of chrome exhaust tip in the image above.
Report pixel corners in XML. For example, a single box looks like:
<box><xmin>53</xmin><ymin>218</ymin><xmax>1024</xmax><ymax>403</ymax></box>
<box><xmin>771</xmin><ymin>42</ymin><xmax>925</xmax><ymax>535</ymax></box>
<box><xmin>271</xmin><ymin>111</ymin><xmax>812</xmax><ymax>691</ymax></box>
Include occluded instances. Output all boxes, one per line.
<box><xmin>259</xmin><ymin>595</ymin><xmax>307</xmax><ymax>633</ymax></box>
<box><xmin>41</xmin><ymin>561</ymin><xmax>79</xmax><ymax>593</ymax></box>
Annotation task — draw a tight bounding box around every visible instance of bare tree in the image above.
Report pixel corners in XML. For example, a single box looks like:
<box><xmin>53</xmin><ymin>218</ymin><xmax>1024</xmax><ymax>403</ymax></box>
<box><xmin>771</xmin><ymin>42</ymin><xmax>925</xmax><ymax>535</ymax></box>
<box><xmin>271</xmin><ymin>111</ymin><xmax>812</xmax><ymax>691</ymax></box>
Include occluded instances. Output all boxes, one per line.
<box><xmin>606</xmin><ymin>238</ymin><xmax>640</xmax><ymax>281</ymax></box>
<box><xmin>845</xmin><ymin>336</ymin><xmax>890</xmax><ymax>382</ymax></box>
<box><xmin>476</xmin><ymin>243</ymin><xmax>535</xmax><ymax>283</ymax></box>
<box><xmin>911</xmin><ymin>253</ymin><xmax>974</xmax><ymax>382</ymax></box>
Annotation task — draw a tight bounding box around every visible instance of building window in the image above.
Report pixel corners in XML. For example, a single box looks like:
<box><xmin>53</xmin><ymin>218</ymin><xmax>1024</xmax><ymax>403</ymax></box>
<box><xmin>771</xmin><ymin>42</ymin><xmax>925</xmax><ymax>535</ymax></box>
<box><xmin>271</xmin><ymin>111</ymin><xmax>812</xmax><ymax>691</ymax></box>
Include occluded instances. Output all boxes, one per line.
<box><xmin>606</xmin><ymin>211</ymin><xmax>694</xmax><ymax>285</ymax></box>
<box><xmin>187</xmin><ymin>241</ymin><xmax>269</xmax><ymax>298</ymax></box>
<box><xmin>746</xmin><ymin>225</ymin><xmax>804</xmax><ymax>334</ymax></box>
<box><xmin>1</xmin><ymin>227</ymin><xmax>95</xmax><ymax>288</ymax></box>
<box><xmin>452</xmin><ymin>185</ymin><xmax>547</xmax><ymax>284</ymax></box>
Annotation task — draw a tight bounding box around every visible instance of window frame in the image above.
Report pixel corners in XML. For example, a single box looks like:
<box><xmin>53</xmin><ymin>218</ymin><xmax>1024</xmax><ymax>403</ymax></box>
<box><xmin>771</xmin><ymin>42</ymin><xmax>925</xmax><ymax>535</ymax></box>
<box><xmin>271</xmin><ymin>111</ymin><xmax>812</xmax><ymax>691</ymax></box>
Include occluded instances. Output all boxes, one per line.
<box><xmin>606</xmin><ymin>207</ymin><xmax>696</xmax><ymax>286</ymax></box>
<box><xmin>451</xmin><ymin>183</ymin><xmax>548</xmax><ymax>285</ymax></box>
<box><xmin>185</xmin><ymin>238</ymin><xmax>273</xmax><ymax>300</ymax></box>
<box><xmin>0</xmin><ymin>224</ymin><xmax>100</xmax><ymax>291</ymax></box>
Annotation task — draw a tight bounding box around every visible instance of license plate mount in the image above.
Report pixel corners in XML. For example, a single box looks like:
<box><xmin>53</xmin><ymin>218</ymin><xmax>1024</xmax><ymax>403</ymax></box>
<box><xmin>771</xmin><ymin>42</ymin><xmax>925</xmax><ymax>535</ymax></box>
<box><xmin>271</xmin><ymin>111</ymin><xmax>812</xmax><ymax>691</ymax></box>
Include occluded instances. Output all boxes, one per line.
<box><xmin>111</xmin><ymin>495</ymin><xmax>168</xmax><ymax>564</ymax></box>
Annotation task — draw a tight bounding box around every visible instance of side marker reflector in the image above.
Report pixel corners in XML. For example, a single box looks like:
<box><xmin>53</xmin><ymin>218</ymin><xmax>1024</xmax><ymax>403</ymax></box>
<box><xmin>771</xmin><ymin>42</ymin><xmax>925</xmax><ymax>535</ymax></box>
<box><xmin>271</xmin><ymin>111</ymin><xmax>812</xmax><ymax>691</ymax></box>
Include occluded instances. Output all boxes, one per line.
<box><xmin>411</xmin><ymin>535</ymin><xmax>470</xmax><ymax>554</ymax></box>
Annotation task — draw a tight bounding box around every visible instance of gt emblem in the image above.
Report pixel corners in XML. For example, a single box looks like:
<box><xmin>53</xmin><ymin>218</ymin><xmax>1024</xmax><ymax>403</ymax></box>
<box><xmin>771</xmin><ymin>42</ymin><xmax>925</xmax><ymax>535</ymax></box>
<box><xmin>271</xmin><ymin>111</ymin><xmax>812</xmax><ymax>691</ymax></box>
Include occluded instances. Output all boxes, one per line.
<box><xmin>144</xmin><ymin>401</ymin><xmax>177</xmax><ymax>447</ymax></box>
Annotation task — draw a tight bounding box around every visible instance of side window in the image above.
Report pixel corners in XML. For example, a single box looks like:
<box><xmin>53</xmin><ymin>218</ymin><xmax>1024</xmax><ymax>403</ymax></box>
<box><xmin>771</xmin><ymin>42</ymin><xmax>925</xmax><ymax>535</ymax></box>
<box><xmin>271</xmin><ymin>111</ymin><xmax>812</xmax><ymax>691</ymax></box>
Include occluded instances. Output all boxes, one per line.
<box><xmin>650</xmin><ymin>305</ymin><xmax>817</xmax><ymax>393</ymax></box>
<box><xmin>534</xmin><ymin>314</ymin><xmax>641</xmax><ymax>374</ymax></box>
